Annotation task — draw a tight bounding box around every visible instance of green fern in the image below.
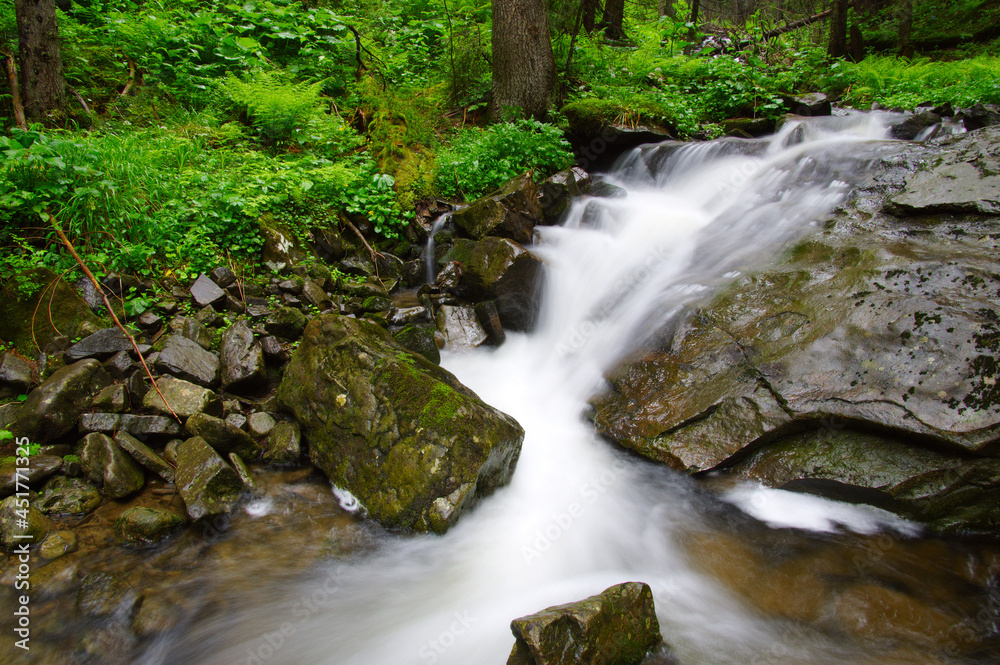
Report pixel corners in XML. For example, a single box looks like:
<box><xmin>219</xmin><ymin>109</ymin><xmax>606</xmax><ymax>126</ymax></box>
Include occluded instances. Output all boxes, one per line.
<box><xmin>220</xmin><ymin>71</ymin><xmax>325</xmax><ymax>148</ymax></box>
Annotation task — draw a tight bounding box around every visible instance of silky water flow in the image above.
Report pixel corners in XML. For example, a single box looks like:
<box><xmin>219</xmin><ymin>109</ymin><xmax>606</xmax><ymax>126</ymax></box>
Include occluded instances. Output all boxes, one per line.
<box><xmin>137</xmin><ymin>114</ymin><xmax>981</xmax><ymax>665</ymax></box>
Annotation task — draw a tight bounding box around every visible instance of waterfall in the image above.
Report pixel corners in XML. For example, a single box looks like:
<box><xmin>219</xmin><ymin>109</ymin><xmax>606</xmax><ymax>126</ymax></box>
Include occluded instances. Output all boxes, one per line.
<box><xmin>140</xmin><ymin>114</ymin><xmax>925</xmax><ymax>665</ymax></box>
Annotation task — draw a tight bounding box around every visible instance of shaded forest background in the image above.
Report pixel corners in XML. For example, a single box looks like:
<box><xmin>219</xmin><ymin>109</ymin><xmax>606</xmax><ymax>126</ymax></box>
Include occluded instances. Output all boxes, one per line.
<box><xmin>2</xmin><ymin>0</ymin><xmax>999</xmax><ymax>308</ymax></box>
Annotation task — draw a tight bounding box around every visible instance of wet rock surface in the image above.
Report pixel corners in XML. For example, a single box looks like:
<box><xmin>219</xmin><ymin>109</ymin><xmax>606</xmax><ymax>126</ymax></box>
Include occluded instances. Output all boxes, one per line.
<box><xmin>591</xmin><ymin>126</ymin><xmax>1000</xmax><ymax>534</ymax></box>
<box><xmin>507</xmin><ymin>582</ymin><xmax>662</xmax><ymax>665</ymax></box>
<box><xmin>278</xmin><ymin>313</ymin><xmax>524</xmax><ymax>532</ymax></box>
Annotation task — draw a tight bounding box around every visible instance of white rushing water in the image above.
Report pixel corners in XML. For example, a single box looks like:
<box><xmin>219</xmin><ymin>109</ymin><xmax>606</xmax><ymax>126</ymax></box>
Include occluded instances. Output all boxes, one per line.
<box><xmin>143</xmin><ymin>114</ymin><xmax>922</xmax><ymax>665</ymax></box>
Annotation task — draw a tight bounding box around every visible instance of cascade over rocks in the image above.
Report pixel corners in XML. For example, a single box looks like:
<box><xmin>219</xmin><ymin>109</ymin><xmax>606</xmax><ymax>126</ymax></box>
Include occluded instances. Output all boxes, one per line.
<box><xmin>278</xmin><ymin>313</ymin><xmax>524</xmax><ymax>533</ymax></box>
<box><xmin>590</xmin><ymin>125</ymin><xmax>1000</xmax><ymax>534</ymax></box>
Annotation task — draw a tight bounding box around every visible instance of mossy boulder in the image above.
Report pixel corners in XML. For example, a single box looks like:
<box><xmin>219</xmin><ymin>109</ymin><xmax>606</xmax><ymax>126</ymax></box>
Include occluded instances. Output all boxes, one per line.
<box><xmin>451</xmin><ymin>173</ymin><xmax>542</xmax><ymax>245</ymax></box>
<box><xmin>507</xmin><ymin>582</ymin><xmax>662</xmax><ymax>665</ymax></box>
<box><xmin>393</xmin><ymin>324</ymin><xmax>441</xmax><ymax>365</ymax></box>
<box><xmin>174</xmin><ymin>436</ymin><xmax>245</xmax><ymax>521</ymax></box>
<box><xmin>443</xmin><ymin>237</ymin><xmax>543</xmax><ymax>331</ymax></box>
<box><xmin>278</xmin><ymin>313</ymin><xmax>524</xmax><ymax>533</ymax></box>
<box><xmin>11</xmin><ymin>359</ymin><xmax>111</xmax><ymax>443</ymax></box>
<box><xmin>0</xmin><ymin>268</ymin><xmax>107</xmax><ymax>355</ymax></box>
<box><xmin>78</xmin><ymin>432</ymin><xmax>146</xmax><ymax>499</ymax></box>
<box><xmin>0</xmin><ymin>494</ymin><xmax>55</xmax><ymax>551</ymax></box>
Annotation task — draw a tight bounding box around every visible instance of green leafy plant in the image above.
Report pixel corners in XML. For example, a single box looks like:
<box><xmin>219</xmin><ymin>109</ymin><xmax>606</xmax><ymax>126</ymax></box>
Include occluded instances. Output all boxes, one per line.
<box><xmin>434</xmin><ymin>119</ymin><xmax>573</xmax><ymax>200</ymax></box>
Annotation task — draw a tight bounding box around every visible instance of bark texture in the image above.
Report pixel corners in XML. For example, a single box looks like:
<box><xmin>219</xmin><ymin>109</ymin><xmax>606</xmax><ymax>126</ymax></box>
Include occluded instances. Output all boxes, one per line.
<box><xmin>828</xmin><ymin>0</ymin><xmax>849</xmax><ymax>58</ymax></box>
<box><xmin>489</xmin><ymin>0</ymin><xmax>556</xmax><ymax>122</ymax></box>
<box><xmin>15</xmin><ymin>0</ymin><xmax>66</xmax><ymax>120</ymax></box>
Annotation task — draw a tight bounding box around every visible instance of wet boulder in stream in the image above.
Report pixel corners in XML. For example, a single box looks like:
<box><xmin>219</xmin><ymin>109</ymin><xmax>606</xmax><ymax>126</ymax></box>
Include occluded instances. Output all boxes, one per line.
<box><xmin>278</xmin><ymin>313</ymin><xmax>524</xmax><ymax>533</ymax></box>
<box><xmin>589</xmin><ymin>126</ymin><xmax>1000</xmax><ymax>534</ymax></box>
<box><xmin>452</xmin><ymin>173</ymin><xmax>542</xmax><ymax>245</ymax></box>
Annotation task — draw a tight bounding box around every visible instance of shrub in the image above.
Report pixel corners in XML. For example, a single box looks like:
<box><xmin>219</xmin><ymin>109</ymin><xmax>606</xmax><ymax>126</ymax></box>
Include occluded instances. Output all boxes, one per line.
<box><xmin>434</xmin><ymin>119</ymin><xmax>573</xmax><ymax>200</ymax></box>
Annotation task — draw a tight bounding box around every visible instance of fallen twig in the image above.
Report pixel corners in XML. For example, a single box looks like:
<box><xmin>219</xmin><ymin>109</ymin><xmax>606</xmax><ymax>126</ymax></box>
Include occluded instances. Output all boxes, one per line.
<box><xmin>51</xmin><ymin>219</ymin><xmax>181</xmax><ymax>423</ymax></box>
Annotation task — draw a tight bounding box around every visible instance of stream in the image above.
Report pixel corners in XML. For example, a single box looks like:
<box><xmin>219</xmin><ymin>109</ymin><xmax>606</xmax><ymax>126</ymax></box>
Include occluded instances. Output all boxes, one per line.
<box><xmin>120</xmin><ymin>114</ymin><xmax>1000</xmax><ymax>665</ymax></box>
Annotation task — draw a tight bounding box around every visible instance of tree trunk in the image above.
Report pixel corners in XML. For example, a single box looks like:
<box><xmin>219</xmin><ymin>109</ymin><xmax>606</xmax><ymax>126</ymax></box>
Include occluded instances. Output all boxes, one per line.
<box><xmin>582</xmin><ymin>0</ymin><xmax>600</xmax><ymax>34</ymax></box>
<box><xmin>659</xmin><ymin>0</ymin><xmax>676</xmax><ymax>18</ymax></box>
<box><xmin>827</xmin><ymin>0</ymin><xmax>849</xmax><ymax>58</ymax></box>
<box><xmin>14</xmin><ymin>0</ymin><xmax>67</xmax><ymax>121</ymax></box>
<box><xmin>897</xmin><ymin>0</ymin><xmax>913</xmax><ymax>58</ymax></box>
<box><xmin>490</xmin><ymin>0</ymin><xmax>556</xmax><ymax>122</ymax></box>
<box><xmin>684</xmin><ymin>0</ymin><xmax>701</xmax><ymax>54</ymax></box>
<box><xmin>3</xmin><ymin>54</ymin><xmax>27</xmax><ymax>129</ymax></box>
<box><xmin>603</xmin><ymin>0</ymin><xmax>627</xmax><ymax>41</ymax></box>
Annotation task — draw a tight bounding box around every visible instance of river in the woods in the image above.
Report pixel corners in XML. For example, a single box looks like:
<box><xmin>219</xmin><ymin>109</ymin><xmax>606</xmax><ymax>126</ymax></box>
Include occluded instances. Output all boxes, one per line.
<box><xmin>130</xmin><ymin>114</ymin><xmax>1000</xmax><ymax>665</ymax></box>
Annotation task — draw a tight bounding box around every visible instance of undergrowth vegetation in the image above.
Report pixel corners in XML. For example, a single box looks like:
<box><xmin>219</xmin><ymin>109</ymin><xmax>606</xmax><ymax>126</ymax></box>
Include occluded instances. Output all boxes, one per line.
<box><xmin>1</xmin><ymin>0</ymin><xmax>999</xmax><ymax>294</ymax></box>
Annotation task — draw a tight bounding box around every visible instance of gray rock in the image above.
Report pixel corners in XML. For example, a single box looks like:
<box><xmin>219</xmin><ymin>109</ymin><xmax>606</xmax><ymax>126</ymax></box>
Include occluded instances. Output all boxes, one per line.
<box><xmin>475</xmin><ymin>301</ymin><xmax>506</xmax><ymax>347</ymax></box>
<box><xmin>247</xmin><ymin>412</ymin><xmax>277</xmax><ymax>437</ymax></box>
<box><xmin>103</xmin><ymin>351</ymin><xmax>135</xmax><ymax>380</ymax></box>
<box><xmin>260</xmin><ymin>336</ymin><xmax>288</xmax><ymax>362</ymax></box>
<box><xmin>174</xmin><ymin>436</ymin><xmax>245</xmax><ymax>520</ymax></box>
<box><xmin>137</xmin><ymin>311</ymin><xmax>162</xmax><ymax>332</ymax></box>
<box><xmin>37</xmin><ymin>476</ymin><xmax>102</xmax><ymax>515</ymax></box>
<box><xmin>436</xmin><ymin>305</ymin><xmax>488</xmax><ymax>351</ymax></box>
<box><xmin>185</xmin><ymin>413</ymin><xmax>261</xmax><ymax>460</ymax></box>
<box><xmin>66</xmin><ymin>328</ymin><xmax>134</xmax><ymax>361</ymax></box>
<box><xmin>194</xmin><ymin>305</ymin><xmax>221</xmax><ymax>328</ymax></box>
<box><xmin>189</xmin><ymin>274</ymin><xmax>226</xmax><ymax>307</ymax></box>
<box><xmin>11</xmin><ymin>359</ymin><xmax>111</xmax><ymax>443</ymax></box>
<box><xmin>388</xmin><ymin>306</ymin><xmax>431</xmax><ymax>326</ymax></box>
<box><xmin>114</xmin><ymin>506</ymin><xmax>184</xmax><ymax>547</ymax></box>
<box><xmin>0</xmin><ymin>455</ymin><xmax>62</xmax><ymax>498</ymax></box>
<box><xmin>170</xmin><ymin>316</ymin><xmax>213</xmax><ymax>350</ymax></box>
<box><xmin>264</xmin><ymin>421</ymin><xmax>301</xmax><ymax>466</ymax></box>
<box><xmin>278</xmin><ymin>314</ymin><xmax>523</xmax><ymax>533</ymax></box>
<box><xmin>114</xmin><ymin>431</ymin><xmax>176</xmax><ymax>483</ymax></box>
<box><xmin>220</xmin><ymin>319</ymin><xmax>266</xmax><ymax>393</ymax></box>
<box><xmin>91</xmin><ymin>382</ymin><xmax>128</xmax><ymax>413</ymax></box>
<box><xmin>507</xmin><ymin>582</ymin><xmax>662</xmax><ymax>665</ymax></box>
<box><xmin>210</xmin><ymin>266</ymin><xmax>237</xmax><ymax>289</ymax></box>
<box><xmin>79</xmin><ymin>413</ymin><xmax>182</xmax><ymax>438</ymax></box>
<box><xmin>225</xmin><ymin>413</ymin><xmax>247</xmax><ymax>430</ymax></box>
<box><xmin>142</xmin><ymin>376</ymin><xmax>222</xmax><ymax>418</ymax></box>
<box><xmin>154</xmin><ymin>335</ymin><xmax>220</xmax><ymax>387</ymax></box>
<box><xmin>78</xmin><ymin>432</ymin><xmax>145</xmax><ymax>499</ymax></box>
<box><xmin>0</xmin><ymin>352</ymin><xmax>32</xmax><ymax>396</ymax></box>
<box><xmin>891</xmin><ymin>110</ymin><xmax>942</xmax><ymax>141</ymax></box>
<box><xmin>538</xmin><ymin>167</ymin><xmax>589</xmax><ymax>226</ymax></box>
<box><xmin>1</xmin><ymin>494</ymin><xmax>55</xmax><ymax>551</ymax></box>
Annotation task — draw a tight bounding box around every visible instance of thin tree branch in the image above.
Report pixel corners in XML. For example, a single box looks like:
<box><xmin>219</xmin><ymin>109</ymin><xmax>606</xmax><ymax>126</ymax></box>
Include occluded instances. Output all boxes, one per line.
<box><xmin>2</xmin><ymin>52</ymin><xmax>26</xmax><ymax>130</ymax></box>
<box><xmin>51</xmin><ymin>218</ymin><xmax>182</xmax><ymax>423</ymax></box>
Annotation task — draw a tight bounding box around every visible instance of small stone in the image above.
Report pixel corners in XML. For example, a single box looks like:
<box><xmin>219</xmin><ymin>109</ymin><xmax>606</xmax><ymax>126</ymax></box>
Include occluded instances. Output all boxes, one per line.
<box><xmin>137</xmin><ymin>311</ymin><xmax>162</xmax><ymax>332</ymax></box>
<box><xmin>37</xmin><ymin>476</ymin><xmax>102</xmax><ymax>515</ymax></box>
<box><xmin>91</xmin><ymin>382</ymin><xmax>129</xmax><ymax>413</ymax></box>
<box><xmin>302</xmin><ymin>279</ymin><xmax>333</xmax><ymax>310</ymax></box>
<box><xmin>388</xmin><ymin>306</ymin><xmax>431</xmax><ymax>326</ymax></box>
<box><xmin>114</xmin><ymin>506</ymin><xmax>184</xmax><ymax>547</ymax></box>
<box><xmin>247</xmin><ymin>412</ymin><xmax>277</xmax><ymax>437</ymax></box>
<box><xmin>1</xmin><ymin>495</ymin><xmax>54</xmax><ymax>550</ymax></box>
<box><xmin>226</xmin><ymin>413</ymin><xmax>247</xmax><ymax>430</ymax></box>
<box><xmin>162</xmin><ymin>439</ymin><xmax>183</xmax><ymax>465</ymax></box>
<box><xmin>260</xmin><ymin>336</ymin><xmax>287</xmax><ymax>362</ymax></box>
<box><xmin>103</xmin><ymin>351</ymin><xmax>136</xmax><ymax>380</ymax></box>
<box><xmin>194</xmin><ymin>305</ymin><xmax>221</xmax><ymax>327</ymax></box>
<box><xmin>264</xmin><ymin>421</ymin><xmax>301</xmax><ymax>466</ymax></box>
<box><xmin>228</xmin><ymin>453</ymin><xmax>257</xmax><ymax>493</ymax></box>
<box><xmin>174</xmin><ymin>436</ymin><xmax>245</xmax><ymax>520</ymax></box>
<box><xmin>0</xmin><ymin>455</ymin><xmax>62</xmax><ymax>497</ymax></box>
<box><xmin>220</xmin><ymin>319</ymin><xmax>266</xmax><ymax>393</ymax></box>
<box><xmin>142</xmin><ymin>376</ymin><xmax>222</xmax><ymax>419</ymax></box>
<box><xmin>189</xmin><ymin>274</ymin><xmax>226</xmax><ymax>307</ymax></box>
<box><xmin>278</xmin><ymin>278</ymin><xmax>304</xmax><ymax>294</ymax></box>
<box><xmin>265</xmin><ymin>307</ymin><xmax>307</xmax><ymax>340</ymax></box>
<box><xmin>186</xmin><ymin>413</ymin><xmax>261</xmax><ymax>460</ymax></box>
<box><xmin>39</xmin><ymin>530</ymin><xmax>78</xmax><ymax>559</ymax></box>
<box><xmin>0</xmin><ymin>352</ymin><xmax>32</xmax><ymax>396</ymax></box>
<box><xmin>210</xmin><ymin>266</ymin><xmax>237</xmax><ymax>289</ymax></box>
<box><xmin>154</xmin><ymin>335</ymin><xmax>220</xmax><ymax>387</ymax></box>
<box><xmin>114</xmin><ymin>431</ymin><xmax>176</xmax><ymax>483</ymax></box>
<box><xmin>66</xmin><ymin>328</ymin><xmax>134</xmax><ymax>361</ymax></box>
<box><xmin>78</xmin><ymin>432</ymin><xmax>146</xmax><ymax>499</ymax></box>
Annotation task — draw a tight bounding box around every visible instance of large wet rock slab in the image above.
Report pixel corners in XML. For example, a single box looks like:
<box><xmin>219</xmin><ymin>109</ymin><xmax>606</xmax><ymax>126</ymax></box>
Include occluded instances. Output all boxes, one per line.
<box><xmin>590</xmin><ymin>128</ymin><xmax>1000</xmax><ymax>531</ymax></box>
<box><xmin>278</xmin><ymin>313</ymin><xmax>524</xmax><ymax>533</ymax></box>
